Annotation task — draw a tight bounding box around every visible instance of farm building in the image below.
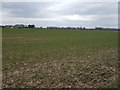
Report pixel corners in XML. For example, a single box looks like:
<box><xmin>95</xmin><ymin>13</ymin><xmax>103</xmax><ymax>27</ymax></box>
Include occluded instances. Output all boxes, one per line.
<box><xmin>13</xmin><ymin>24</ymin><xmax>25</xmax><ymax>29</ymax></box>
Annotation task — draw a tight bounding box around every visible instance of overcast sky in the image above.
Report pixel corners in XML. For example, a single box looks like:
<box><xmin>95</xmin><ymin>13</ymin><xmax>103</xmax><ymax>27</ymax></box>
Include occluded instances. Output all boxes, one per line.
<box><xmin>1</xmin><ymin>1</ymin><xmax>119</xmax><ymax>28</ymax></box>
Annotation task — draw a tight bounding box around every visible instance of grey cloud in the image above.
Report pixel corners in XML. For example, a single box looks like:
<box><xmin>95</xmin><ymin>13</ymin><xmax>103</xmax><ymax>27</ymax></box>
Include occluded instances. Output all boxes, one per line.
<box><xmin>55</xmin><ymin>2</ymin><xmax>117</xmax><ymax>16</ymax></box>
<box><xmin>2</xmin><ymin>2</ymin><xmax>56</xmax><ymax>18</ymax></box>
<box><xmin>3</xmin><ymin>2</ymin><xmax>117</xmax><ymax>17</ymax></box>
<box><xmin>2</xmin><ymin>2</ymin><xmax>118</xmax><ymax>28</ymax></box>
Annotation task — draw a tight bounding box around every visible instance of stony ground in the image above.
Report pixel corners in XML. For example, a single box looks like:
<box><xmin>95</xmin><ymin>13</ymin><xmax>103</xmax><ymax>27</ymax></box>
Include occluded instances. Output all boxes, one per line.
<box><xmin>3</xmin><ymin>48</ymin><xmax>118</xmax><ymax>88</ymax></box>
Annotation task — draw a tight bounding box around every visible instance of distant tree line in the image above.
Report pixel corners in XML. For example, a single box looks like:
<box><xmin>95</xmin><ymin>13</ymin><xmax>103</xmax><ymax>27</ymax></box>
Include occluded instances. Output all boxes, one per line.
<box><xmin>47</xmin><ymin>26</ymin><xmax>86</xmax><ymax>30</ymax></box>
<box><xmin>1</xmin><ymin>24</ymin><xmax>35</xmax><ymax>29</ymax></box>
<box><xmin>46</xmin><ymin>26</ymin><xmax>118</xmax><ymax>31</ymax></box>
<box><xmin>0</xmin><ymin>24</ymin><xmax>119</xmax><ymax>31</ymax></box>
<box><xmin>28</xmin><ymin>25</ymin><xmax>35</xmax><ymax>28</ymax></box>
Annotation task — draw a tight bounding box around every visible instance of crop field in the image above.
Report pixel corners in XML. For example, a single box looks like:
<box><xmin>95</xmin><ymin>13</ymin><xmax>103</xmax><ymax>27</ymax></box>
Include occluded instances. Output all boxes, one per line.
<box><xmin>2</xmin><ymin>29</ymin><xmax>118</xmax><ymax>88</ymax></box>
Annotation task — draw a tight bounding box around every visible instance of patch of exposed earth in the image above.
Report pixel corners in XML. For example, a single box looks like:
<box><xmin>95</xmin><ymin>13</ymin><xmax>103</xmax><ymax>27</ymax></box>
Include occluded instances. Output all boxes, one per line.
<box><xmin>3</xmin><ymin>48</ymin><xmax>118</xmax><ymax>88</ymax></box>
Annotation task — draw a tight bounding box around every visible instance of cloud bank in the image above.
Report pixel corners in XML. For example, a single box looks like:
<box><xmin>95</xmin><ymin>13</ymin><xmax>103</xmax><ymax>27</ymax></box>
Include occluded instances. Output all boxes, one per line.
<box><xmin>1</xmin><ymin>1</ymin><xmax>118</xmax><ymax>28</ymax></box>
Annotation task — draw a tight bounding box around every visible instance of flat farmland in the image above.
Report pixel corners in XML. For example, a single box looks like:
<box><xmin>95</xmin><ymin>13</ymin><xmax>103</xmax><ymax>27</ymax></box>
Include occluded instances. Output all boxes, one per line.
<box><xmin>2</xmin><ymin>29</ymin><xmax>118</xmax><ymax>88</ymax></box>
